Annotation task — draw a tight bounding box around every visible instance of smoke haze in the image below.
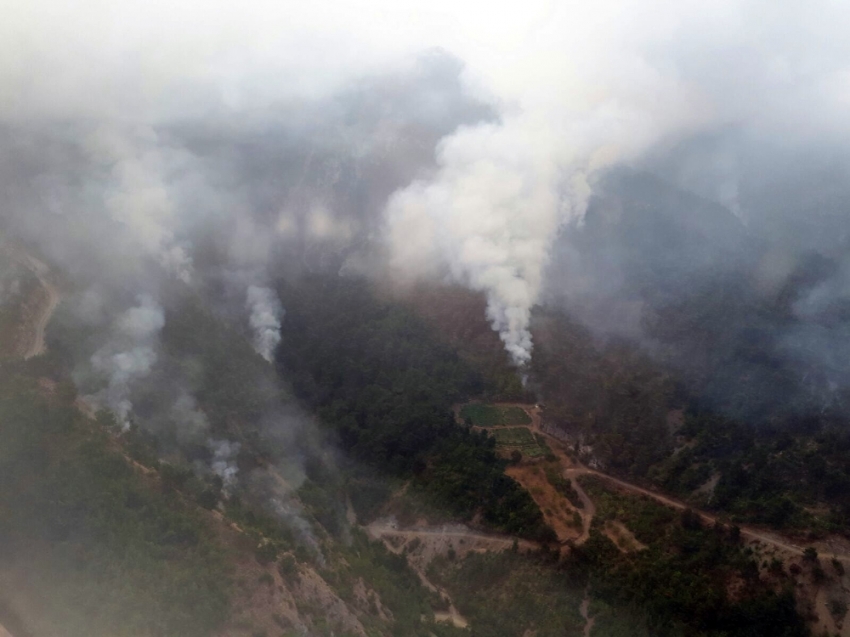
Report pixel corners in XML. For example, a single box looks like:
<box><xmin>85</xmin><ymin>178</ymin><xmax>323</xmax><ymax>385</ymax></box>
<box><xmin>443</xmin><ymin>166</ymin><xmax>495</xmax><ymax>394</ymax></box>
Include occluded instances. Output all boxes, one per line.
<box><xmin>1</xmin><ymin>0</ymin><xmax>850</xmax><ymax>406</ymax></box>
<box><xmin>4</xmin><ymin>8</ymin><xmax>850</xmax><ymax>636</ymax></box>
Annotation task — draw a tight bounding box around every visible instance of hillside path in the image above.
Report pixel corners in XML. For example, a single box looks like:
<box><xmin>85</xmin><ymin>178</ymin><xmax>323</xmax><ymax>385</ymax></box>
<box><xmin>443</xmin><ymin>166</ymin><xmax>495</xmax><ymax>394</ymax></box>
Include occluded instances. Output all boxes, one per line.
<box><xmin>493</xmin><ymin>404</ymin><xmax>850</xmax><ymax>564</ymax></box>
<box><xmin>366</xmin><ymin>520</ymin><xmax>537</xmax><ymax>551</ymax></box>
<box><xmin>6</xmin><ymin>249</ymin><xmax>60</xmax><ymax>360</ymax></box>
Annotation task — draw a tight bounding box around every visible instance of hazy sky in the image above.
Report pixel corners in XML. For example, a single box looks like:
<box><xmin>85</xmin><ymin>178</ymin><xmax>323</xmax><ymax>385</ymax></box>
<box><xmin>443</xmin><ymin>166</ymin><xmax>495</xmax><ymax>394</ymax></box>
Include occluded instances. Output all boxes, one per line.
<box><xmin>4</xmin><ymin>0</ymin><xmax>850</xmax><ymax>365</ymax></box>
<box><xmin>4</xmin><ymin>0</ymin><xmax>847</xmax><ymax>124</ymax></box>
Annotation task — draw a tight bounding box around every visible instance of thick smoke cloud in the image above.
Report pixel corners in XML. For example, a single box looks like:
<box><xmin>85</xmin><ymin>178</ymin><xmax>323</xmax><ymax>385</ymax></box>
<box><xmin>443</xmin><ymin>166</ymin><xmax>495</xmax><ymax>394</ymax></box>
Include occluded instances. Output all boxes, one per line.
<box><xmin>0</xmin><ymin>2</ymin><xmax>520</xmax><ymax>551</ymax></box>
<box><xmin>93</xmin><ymin>126</ymin><xmax>194</xmax><ymax>283</ymax></box>
<box><xmin>384</xmin><ymin>1</ymin><xmax>850</xmax><ymax>365</ymax></box>
<box><xmin>385</xmin><ymin>114</ymin><xmax>614</xmax><ymax>366</ymax></box>
<box><xmin>1</xmin><ymin>0</ymin><xmax>850</xmax><ymax>386</ymax></box>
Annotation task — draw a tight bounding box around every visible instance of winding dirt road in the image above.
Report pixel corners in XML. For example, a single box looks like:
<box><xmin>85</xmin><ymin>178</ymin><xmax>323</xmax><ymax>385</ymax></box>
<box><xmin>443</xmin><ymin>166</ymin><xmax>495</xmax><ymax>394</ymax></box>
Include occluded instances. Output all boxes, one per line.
<box><xmin>366</xmin><ymin>521</ymin><xmax>537</xmax><ymax>552</ymax></box>
<box><xmin>569</xmin><ymin>474</ymin><xmax>596</xmax><ymax>545</ymax></box>
<box><xmin>364</xmin><ymin>521</ymin><xmax>522</xmax><ymax>628</ymax></box>
<box><xmin>8</xmin><ymin>250</ymin><xmax>60</xmax><ymax>360</ymax></box>
<box><xmin>517</xmin><ymin>406</ymin><xmax>850</xmax><ymax>564</ymax></box>
<box><xmin>472</xmin><ymin>403</ymin><xmax>850</xmax><ymax>564</ymax></box>
<box><xmin>22</xmin><ymin>262</ymin><xmax>59</xmax><ymax>359</ymax></box>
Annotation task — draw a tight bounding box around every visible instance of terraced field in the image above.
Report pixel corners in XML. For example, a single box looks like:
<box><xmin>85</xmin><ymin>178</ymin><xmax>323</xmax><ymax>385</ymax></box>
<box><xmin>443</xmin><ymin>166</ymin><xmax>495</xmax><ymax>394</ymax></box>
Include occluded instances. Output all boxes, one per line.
<box><xmin>490</xmin><ymin>427</ymin><xmax>550</xmax><ymax>458</ymax></box>
<box><xmin>460</xmin><ymin>403</ymin><xmax>532</xmax><ymax>427</ymax></box>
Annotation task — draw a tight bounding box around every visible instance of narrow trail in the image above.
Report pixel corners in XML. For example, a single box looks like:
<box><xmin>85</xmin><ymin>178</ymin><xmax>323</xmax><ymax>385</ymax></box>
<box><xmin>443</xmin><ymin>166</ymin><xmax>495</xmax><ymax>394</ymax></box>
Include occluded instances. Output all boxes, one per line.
<box><xmin>580</xmin><ymin>587</ymin><xmax>595</xmax><ymax>637</ymax></box>
<box><xmin>366</xmin><ymin>521</ymin><xmax>537</xmax><ymax>552</ymax></box>
<box><xmin>492</xmin><ymin>404</ymin><xmax>850</xmax><ymax>564</ymax></box>
<box><xmin>564</xmin><ymin>464</ymin><xmax>850</xmax><ymax>563</ymax></box>
<box><xmin>570</xmin><ymin>474</ymin><xmax>595</xmax><ymax>545</ymax></box>
<box><xmin>365</xmin><ymin>522</ymin><xmax>478</xmax><ymax>628</ymax></box>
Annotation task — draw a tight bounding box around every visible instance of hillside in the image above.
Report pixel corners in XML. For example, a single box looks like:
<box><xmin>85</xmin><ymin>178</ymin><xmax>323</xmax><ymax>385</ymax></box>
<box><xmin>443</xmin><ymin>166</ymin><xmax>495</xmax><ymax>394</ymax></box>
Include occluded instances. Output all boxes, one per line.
<box><xmin>0</xmin><ymin>245</ymin><xmax>836</xmax><ymax>637</ymax></box>
<box><xmin>0</xmin><ymin>247</ymin><xmax>466</xmax><ymax>637</ymax></box>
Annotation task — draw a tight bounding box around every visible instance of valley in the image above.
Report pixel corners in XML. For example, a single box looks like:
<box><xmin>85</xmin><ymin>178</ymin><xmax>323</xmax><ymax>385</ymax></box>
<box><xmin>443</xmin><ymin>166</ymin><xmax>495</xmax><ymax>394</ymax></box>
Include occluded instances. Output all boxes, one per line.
<box><xmin>0</xmin><ymin>245</ymin><xmax>845</xmax><ymax>637</ymax></box>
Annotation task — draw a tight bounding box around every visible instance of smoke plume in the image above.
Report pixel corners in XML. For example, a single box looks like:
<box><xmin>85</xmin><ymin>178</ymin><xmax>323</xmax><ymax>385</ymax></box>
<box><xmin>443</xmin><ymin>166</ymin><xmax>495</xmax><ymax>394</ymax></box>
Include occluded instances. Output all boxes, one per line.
<box><xmin>0</xmin><ymin>0</ymin><xmax>848</xmax><ymax>414</ymax></box>
<box><xmin>209</xmin><ymin>438</ymin><xmax>241</xmax><ymax>491</ymax></box>
<box><xmin>89</xmin><ymin>294</ymin><xmax>165</xmax><ymax>430</ymax></box>
<box><xmin>92</xmin><ymin>126</ymin><xmax>194</xmax><ymax>283</ymax></box>
<box><xmin>171</xmin><ymin>393</ymin><xmax>243</xmax><ymax>489</ymax></box>
<box><xmin>246</xmin><ymin>285</ymin><xmax>284</xmax><ymax>363</ymax></box>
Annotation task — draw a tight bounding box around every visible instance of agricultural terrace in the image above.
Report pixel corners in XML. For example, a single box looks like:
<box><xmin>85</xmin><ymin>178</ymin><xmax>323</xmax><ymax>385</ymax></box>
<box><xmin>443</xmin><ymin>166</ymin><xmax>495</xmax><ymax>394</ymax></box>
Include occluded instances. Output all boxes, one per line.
<box><xmin>490</xmin><ymin>427</ymin><xmax>550</xmax><ymax>458</ymax></box>
<box><xmin>459</xmin><ymin>403</ymin><xmax>532</xmax><ymax>427</ymax></box>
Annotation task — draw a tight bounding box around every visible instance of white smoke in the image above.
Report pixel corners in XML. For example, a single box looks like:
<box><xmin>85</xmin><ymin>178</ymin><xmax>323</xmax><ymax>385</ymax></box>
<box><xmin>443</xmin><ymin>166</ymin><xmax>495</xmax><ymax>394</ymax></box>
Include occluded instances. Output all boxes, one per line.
<box><xmin>372</xmin><ymin>0</ymin><xmax>850</xmax><ymax>366</ymax></box>
<box><xmin>246</xmin><ymin>285</ymin><xmax>284</xmax><ymax>363</ymax></box>
<box><xmin>385</xmin><ymin>94</ymin><xmax>694</xmax><ymax>365</ymax></box>
<box><xmin>385</xmin><ymin>120</ymin><xmax>572</xmax><ymax>365</ymax></box>
<box><xmin>171</xmin><ymin>392</ymin><xmax>212</xmax><ymax>443</ymax></box>
<box><xmin>269</xmin><ymin>497</ymin><xmax>325</xmax><ymax>566</ymax></box>
<box><xmin>209</xmin><ymin>438</ymin><xmax>241</xmax><ymax>491</ymax></box>
<box><xmin>170</xmin><ymin>394</ymin><xmax>242</xmax><ymax>491</ymax></box>
<box><xmin>90</xmin><ymin>126</ymin><xmax>194</xmax><ymax>283</ymax></box>
<box><xmin>2</xmin><ymin>0</ymin><xmax>849</xmax><ymax>367</ymax></box>
<box><xmin>90</xmin><ymin>294</ymin><xmax>165</xmax><ymax>430</ymax></box>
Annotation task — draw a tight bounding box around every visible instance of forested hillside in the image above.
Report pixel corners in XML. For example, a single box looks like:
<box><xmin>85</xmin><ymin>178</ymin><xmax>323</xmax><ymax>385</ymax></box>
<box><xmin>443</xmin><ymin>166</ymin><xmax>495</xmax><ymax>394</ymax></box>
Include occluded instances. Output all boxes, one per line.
<box><xmin>276</xmin><ymin>274</ymin><xmax>553</xmax><ymax>540</ymax></box>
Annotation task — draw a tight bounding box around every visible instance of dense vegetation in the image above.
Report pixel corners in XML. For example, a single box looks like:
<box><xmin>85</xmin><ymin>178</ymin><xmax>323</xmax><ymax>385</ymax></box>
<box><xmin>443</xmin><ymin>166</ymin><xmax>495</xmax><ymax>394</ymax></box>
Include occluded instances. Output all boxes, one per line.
<box><xmin>650</xmin><ymin>410</ymin><xmax>850</xmax><ymax>532</ymax></box>
<box><xmin>428</xmin><ymin>549</ymin><xmax>587</xmax><ymax>637</ymax></box>
<box><xmin>276</xmin><ymin>274</ymin><xmax>554</xmax><ymax>540</ymax></box>
<box><xmin>530</xmin><ymin>310</ymin><xmax>676</xmax><ymax>478</ymax></box>
<box><xmin>17</xmin><ymin>279</ymin><xmax>468</xmax><ymax>637</ymax></box>
<box><xmin>525</xmin><ymin>303</ymin><xmax>850</xmax><ymax>534</ymax></box>
<box><xmin>572</xmin><ymin>476</ymin><xmax>808</xmax><ymax>637</ymax></box>
<box><xmin>0</xmin><ymin>365</ymin><xmax>231</xmax><ymax>637</ymax></box>
<box><xmin>0</xmin><ymin>238</ymin><xmax>825</xmax><ymax>635</ymax></box>
<box><xmin>426</xmin><ymin>473</ymin><xmax>807</xmax><ymax>637</ymax></box>
<box><xmin>460</xmin><ymin>403</ymin><xmax>532</xmax><ymax>427</ymax></box>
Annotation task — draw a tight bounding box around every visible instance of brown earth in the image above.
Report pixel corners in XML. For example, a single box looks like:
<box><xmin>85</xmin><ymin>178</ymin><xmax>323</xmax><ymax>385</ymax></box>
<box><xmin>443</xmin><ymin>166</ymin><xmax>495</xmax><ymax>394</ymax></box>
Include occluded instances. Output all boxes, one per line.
<box><xmin>2</xmin><ymin>248</ymin><xmax>60</xmax><ymax>360</ymax></box>
<box><xmin>603</xmin><ymin>520</ymin><xmax>647</xmax><ymax>553</ymax></box>
<box><xmin>506</xmin><ymin>462</ymin><xmax>583</xmax><ymax>542</ymax></box>
<box><xmin>461</xmin><ymin>401</ymin><xmax>850</xmax><ymax>632</ymax></box>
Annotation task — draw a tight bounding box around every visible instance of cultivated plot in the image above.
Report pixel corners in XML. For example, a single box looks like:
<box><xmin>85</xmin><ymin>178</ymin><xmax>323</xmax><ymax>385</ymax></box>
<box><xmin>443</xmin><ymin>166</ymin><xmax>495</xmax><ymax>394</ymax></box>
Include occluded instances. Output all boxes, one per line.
<box><xmin>490</xmin><ymin>427</ymin><xmax>549</xmax><ymax>458</ymax></box>
<box><xmin>460</xmin><ymin>403</ymin><xmax>532</xmax><ymax>427</ymax></box>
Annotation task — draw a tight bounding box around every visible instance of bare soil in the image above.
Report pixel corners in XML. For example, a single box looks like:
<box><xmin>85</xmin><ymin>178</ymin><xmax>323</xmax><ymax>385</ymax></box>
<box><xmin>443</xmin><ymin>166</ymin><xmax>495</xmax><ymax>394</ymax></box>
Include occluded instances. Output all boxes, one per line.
<box><xmin>506</xmin><ymin>463</ymin><xmax>583</xmax><ymax>542</ymax></box>
<box><xmin>1</xmin><ymin>249</ymin><xmax>61</xmax><ymax>360</ymax></box>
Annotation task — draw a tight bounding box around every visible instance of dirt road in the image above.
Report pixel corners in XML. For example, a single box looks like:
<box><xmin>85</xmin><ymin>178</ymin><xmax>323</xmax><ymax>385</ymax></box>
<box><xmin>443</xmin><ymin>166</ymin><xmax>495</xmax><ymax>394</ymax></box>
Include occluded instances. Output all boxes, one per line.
<box><xmin>364</xmin><ymin>521</ymin><xmax>524</xmax><ymax>629</ymax></box>
<box><xmin>570</xmin><ymin>474</ymin><xmax>596</xmax><ymax>544</ymax></box>
<box><xmin>496</xmin><ymin>403</ymin><xmax>850</xmax><ymax>564</ymax></box>
<box><xmin>365</xmin><ymin>521</ymin><xmax>537</xmax><ymax>552</ymax></box>
<box><xmin>22</xmin><ymin>255</ymin><xmax>59</xmax><ymax>359</ymax></box>
<box><xmin>9</xmin><ymin>251</ymin><xmax>60</xmax><ymax>360</ymax></box>
<box><xmin>564</xmin><ymin>465</ymin><xmax>850</xmax><ymax>563</ymax></box>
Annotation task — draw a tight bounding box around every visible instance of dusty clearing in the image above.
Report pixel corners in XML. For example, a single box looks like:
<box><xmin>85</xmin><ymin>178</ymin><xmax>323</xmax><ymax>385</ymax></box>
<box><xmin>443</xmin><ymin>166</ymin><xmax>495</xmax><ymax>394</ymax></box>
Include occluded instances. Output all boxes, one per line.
<box><xmin>603</xmin><ymin>520</ymin><xmax>647</xmax><ymax>553</ymax></box>
<box><xmin>506</xmin><ymin>463</ymin><xmax>583</xmax><ymax>542</ymax></box>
